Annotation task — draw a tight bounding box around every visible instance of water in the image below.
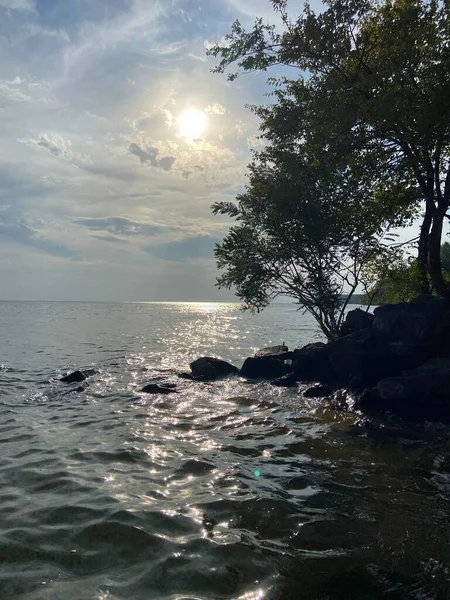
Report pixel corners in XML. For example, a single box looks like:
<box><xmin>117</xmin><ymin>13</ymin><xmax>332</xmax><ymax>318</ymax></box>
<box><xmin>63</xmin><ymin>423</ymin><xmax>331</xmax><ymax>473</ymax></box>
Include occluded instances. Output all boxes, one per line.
<box><xmin>0</xmin><ymin>301</ymin><xmax>449</xmax><ymax>600</ymax></box>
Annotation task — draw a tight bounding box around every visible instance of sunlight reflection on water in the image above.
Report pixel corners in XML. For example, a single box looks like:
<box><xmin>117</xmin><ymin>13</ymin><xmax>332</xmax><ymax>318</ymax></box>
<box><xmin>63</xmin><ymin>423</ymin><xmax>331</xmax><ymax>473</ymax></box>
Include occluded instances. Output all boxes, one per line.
<box><xmin>0</xmin><ymin>302</ymin><xmax>449</xmax><ymax>600</ymax></box>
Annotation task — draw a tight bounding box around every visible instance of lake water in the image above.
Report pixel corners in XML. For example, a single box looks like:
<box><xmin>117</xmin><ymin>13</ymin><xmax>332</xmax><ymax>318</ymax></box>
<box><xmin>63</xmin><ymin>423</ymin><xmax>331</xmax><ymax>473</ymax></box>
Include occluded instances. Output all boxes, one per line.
<box><xmin>0</xmin><ymin>301</ymin><xmax>449</xmax><ymax>600</ymax></box>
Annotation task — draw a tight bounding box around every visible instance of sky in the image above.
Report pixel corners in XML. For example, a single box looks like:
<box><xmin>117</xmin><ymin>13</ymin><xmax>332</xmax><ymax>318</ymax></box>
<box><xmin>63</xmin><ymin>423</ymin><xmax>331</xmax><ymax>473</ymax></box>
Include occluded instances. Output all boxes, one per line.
<box><xmin>0</xmin><ymin>0</ymin><xmax>283</xmax><ymax>301</ymax></box>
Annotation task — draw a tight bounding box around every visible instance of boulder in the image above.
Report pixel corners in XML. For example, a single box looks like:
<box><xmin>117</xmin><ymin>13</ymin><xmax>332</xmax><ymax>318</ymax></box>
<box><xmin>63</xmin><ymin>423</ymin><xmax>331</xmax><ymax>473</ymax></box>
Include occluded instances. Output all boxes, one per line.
<box><xmin>189</xmin><ymin>357</ymin><xmax>239</xmax><ymax>381</ymax></box>
<box><xmin>357</xmin><ymin>358</ymin><xmax>450</xmax><ymax>419</ymax></box>
<box><xmin>326</xmin><ymin>328</ymin><xmax>409</xmax><ymax>388</ymax></box>
<box><xmin>339</xmin><ymin>308</ymin><xmax>374</xmax><ymax>337</ymax></box>
<box><xmin>291</xmin><ymin>298</ymin><xmax>450</xmax><ymax>390</ymax></box>
<box><xmin>302</xmin><ymin>384</ymin><xmax>333</xmax><ymax>398</ymax></box>
<box><xmin>255</xmin><ymin>344</ymin><xmax>288</xmax><ymax>357</ymax></box>
<box><xmin>60</xmin><ymin>369</ymin><xmax>97</xmax><ymax>384</ymax></box>
<box><xmin>240</xmin><ymin>351</ymin><xmax>292</xmax><ymax>379</ymax></box>
<box><xmin>373</xmin><ymin>295</ymin><xmax>450</xmax><ymax>357</ymax></box>
<box><xmin>271</xmin><ymin>372</ymin><xmax>298</xmax><ymax>387</ymax></box>
<box><xmin>291</xmin><ymin>343</ymin><xmax>331</xmax><ymax>382</ymax></box>
<box><xmin>141</xmin><ymin>383</ymin><xmax>177</xmax><ymax>394</ymax></box>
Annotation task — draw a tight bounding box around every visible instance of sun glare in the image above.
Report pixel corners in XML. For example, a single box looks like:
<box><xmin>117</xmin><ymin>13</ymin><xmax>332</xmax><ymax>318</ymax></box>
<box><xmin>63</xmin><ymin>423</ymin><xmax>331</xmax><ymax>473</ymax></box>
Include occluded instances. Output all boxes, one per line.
<box><xmin>178</xmin><ymin>108</ymin><xmax>207</xmax><ymax>140</ymax></box>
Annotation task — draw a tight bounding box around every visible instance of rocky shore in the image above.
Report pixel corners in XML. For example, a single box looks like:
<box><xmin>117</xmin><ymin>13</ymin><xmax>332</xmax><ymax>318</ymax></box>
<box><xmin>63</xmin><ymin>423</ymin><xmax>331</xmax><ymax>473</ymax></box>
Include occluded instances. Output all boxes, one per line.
<box><xmin>60</xmin><ymin>295</ymin><xmax>450</xmax><ymax>421</ymax></box>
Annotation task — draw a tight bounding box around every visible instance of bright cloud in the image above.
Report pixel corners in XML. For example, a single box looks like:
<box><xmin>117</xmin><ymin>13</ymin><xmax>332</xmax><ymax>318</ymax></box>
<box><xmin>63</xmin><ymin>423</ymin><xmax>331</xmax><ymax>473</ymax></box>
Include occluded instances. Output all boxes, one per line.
<box><xmin>0</xmin><ymin>0</ymin><xmax>268</xmax><ymax>301</ymax></box>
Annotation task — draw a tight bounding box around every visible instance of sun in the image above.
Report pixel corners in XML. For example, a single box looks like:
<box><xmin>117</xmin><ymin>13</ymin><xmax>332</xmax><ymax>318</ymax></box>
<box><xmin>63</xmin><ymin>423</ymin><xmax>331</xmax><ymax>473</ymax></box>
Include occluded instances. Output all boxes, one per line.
<box><xmin>178</xmin><ymin>108</ymin><xmax>207</xmax><ymax>140</ymax></box>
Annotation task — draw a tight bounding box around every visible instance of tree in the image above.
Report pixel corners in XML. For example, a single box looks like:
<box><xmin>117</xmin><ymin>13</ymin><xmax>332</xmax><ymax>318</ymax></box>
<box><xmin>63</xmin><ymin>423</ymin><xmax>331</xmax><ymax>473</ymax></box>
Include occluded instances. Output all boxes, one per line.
<box><xmin>441</xmin><ymin>241</ymin><xmax>450</xmax><ymax>273</ymax></box>
<box><xmin>213</xmin><ymin>147</ymin><xmax>409</xmax><ymax>340</ymax></box>
<box><xmin>364</xmin><ymin>243</ymin><xmax>450</xmax><ymax>304</ymax></box>
<box><xmin>362</xmin><ymin>254</ymin><xmax>424</xmax><ymax>305</ymax></box>
<box><xmin>208</xmin><ymin>0</ymin><xmax>450</xmax><ymax>297</ymax></box>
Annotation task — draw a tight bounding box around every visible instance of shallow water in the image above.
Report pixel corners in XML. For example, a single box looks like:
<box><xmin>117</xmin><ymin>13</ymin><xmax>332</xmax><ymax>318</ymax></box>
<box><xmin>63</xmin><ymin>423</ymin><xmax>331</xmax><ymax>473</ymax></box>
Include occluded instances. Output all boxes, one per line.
<box><xmin>0</xmin><ymin>301</ymin><xmax>449</xmax><ymax>600</ymax></box>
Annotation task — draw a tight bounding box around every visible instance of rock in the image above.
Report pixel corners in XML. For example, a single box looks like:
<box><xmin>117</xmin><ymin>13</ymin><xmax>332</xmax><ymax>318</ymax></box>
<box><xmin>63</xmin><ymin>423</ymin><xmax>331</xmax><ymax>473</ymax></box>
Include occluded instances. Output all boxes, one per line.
<box><xmin>359</xmin><ymin>358</ymin><xmax>450</xmax><ymax>419</ymax></box>
<box><xmin>373</xmin><ymin>295</ymin><xmax>450</xmax><ymax>357</ymax></box>
<box><xmin>329</xmin><ymin>388</ymin><xmax>358</xmax><ymax>411</ymax></box>
<box><xmin>177</xmin><ymin>371</ymin><xmax>194</xmax><ymax>380</ymax></box>
<box><xmin>271</xmin><ymin>372</ymin><xmax>298</xmax><ymax>387</ymax></box>
<box><xmin>324</xmin><ymin>296</ymin><xmax>450</xmax><ymax>390</ymax></box>
<box><xmin>291</xmin><ymin>298</ymin><xmax>450</xmax><ymax>390</ymax></box>
<box><xmin>240</xmin><ymin>352</ymin><xmax>293</xmax><ymax>379</ymax></box>
<box><xmin>327</xmin><ymin>329</ymin><xmax>400</xmax><ymax>388</ymax></box>
<box><xmin>291</xmin><ymin>343</ymin><xmax>330</xmax><ymax>382</ymax></box>
<box><xmin>63</xmin><ymin>385</ymin><xmax>85</xmax><ymax>395</ymax></box>
<box><xmin>202</xmin><ymin>513</ymin><xmax>218</xmax><ymax>532</ymax></box>
<box><xmin>302</xmin><ymin>384</ymin><xmax>333</xmax><ymax>398</ymax></box>
<box><xmin>339</xmin><ymin>308</ymin><xmax>374</xmax><ymax>337</ymax></box>
<box><xmin>60</xmin><ymin>369</ymin><xmax>97</xmax><ymax>384</ymax></box>
<box><xmin>255</xmin><ymin>344</ymin><xmax>288</xmax><ymax>357</ymax></box>
<box><xmin>189</xmin><ymin>357</ymin><xmax>239</xmax><ymax>381</ymax></box>
<box><xmin>141</xmin><ymin>383</ymin><xmax>177</xmax><ymax>394</ymax></box>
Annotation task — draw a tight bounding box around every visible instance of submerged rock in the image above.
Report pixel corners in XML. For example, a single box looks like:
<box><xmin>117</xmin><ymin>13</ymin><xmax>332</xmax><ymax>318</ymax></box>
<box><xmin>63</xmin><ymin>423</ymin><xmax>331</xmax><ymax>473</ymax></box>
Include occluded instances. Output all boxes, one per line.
<box><xmin>62</xmin><ymin>385</ymin><xmax>86</xmax><ymax>395</ymax></box>
<box><xmin>271</xmin><ymin>372</ymin><xmax>298</xmax><ymax>387</ymax></box>
<box><xmin>60</xmin><ymin>369</ymin><xmax>97</xmax><ymax>384</ymax></box>
<box><xmin>329</xmin><ymin>388</ymin><xmax>358</xmax><ymax>411</ymax></box>
<box><xmin>141</xmin><ymin>383</ymin><xmax>177</xmax><ymax>394</ymax></box>
<box><xmin>302</xmin><ymin>383</ymin><xmax>333</xmax><ymax>398</ymax></box>
<box><xmin>177</xmin><ymin>371</ymin><xmax>194</xmax><ymax>380</ymax></box>
<box><xmin>189</xmin><ymin>357</ymin><xmax>239</xmax><ymax>381</ymax></box>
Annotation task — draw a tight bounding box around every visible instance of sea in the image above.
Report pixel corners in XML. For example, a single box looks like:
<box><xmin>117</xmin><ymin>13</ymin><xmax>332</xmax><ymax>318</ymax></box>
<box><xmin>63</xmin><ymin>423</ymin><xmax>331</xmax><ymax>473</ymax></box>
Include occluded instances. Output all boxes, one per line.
<box><xmin>0</xmin><ymin>301</ymin><xmax>449</xmax><ymax>600</ymax></box>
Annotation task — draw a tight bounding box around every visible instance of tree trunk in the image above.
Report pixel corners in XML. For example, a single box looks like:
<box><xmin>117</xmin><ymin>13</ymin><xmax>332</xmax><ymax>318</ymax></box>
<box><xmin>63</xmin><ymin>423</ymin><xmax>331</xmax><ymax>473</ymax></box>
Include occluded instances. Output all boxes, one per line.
<box><xmin>417</xmin><ymin>204</ymin><xmax>432</xmax><ymax>294</ymax></box>
<box><xmin>428</xmin><ymin>208</ymin><xmax>450</xmax><ymax>298</ymax></box>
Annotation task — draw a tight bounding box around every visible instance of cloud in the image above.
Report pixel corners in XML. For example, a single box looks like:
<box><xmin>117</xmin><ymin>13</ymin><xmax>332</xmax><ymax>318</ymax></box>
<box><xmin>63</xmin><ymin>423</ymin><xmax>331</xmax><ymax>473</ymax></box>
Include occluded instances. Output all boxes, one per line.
<box><xmin>91</xmin><ymin>234</ymin><xmax>128</xmax><ymax>244</ymax></box>
<box><xmin>129</xmin><ymin>142</ymin><xmax>176</xmax><ymax>171</ymax></box>
<box><xmin>74</xmin><ymin>216</ymin><xmax>168</xmax><ymax>237</ymax></box>
<box><xmin>0</xmin><ymin>0</ymin><xmax>266</xmax><ymax>300</ymax></box>
<box><xmin>146</xmin><ymin>235</ymin><xmax>220</xmax><ymax>261</ymax></box>
<box><xmin>0</xmin><ymin>78</ymin><xmax>33</xmax><ymax>102</ymax></box>
<box><xmin>19</xmin><ymin>134</ymin><xmax>92</xmax><ymax>165</ymax></box>
<box><xmin>206</xmin><ymin>102</ymin><xmax>226</xmax><ymax>115</ymax></box>
<box><xmin>0</xmin><ymin>0</ymin><xmax>35</xmax><ymax>11</ymax></box>
<box><xmin>0</xmin><ymin>223</ymin><xmax>76</xmax><ymax>258</ymax></box>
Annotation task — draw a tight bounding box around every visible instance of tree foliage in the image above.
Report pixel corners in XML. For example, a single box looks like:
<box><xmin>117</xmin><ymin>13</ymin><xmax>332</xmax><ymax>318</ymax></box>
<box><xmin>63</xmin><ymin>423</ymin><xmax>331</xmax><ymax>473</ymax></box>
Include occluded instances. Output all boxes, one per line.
<box><xmin>362</xmin><ymin>254</ymin><xmax>424</xmax><ymax>305</ymax></box>
<box><xmin>441</xmin><ymin>241</ymin><xmax>450</xmax><ymax>273</ymax></box>
<box><xmin>364</xmin><ymin>243</ymin><xmax>450</xmax><ymax>304</ymax></box>
<box><xmin>208</xmin><ymin>0</ymin><xmax>450</xmax><ymax>298</ymax></box>
<box><xmin>213</xmin><ymin>146</ymin><xmax>412</xmax><ymax>339</ymax></box>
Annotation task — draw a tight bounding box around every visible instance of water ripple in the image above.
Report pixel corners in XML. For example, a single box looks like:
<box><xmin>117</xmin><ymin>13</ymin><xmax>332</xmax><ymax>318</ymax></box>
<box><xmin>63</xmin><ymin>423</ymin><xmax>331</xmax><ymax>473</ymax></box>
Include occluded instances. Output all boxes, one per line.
<box><xmin>0</xmin><ymin>302</ymin><xmax>448</xmax><ymax>599</ymax></box>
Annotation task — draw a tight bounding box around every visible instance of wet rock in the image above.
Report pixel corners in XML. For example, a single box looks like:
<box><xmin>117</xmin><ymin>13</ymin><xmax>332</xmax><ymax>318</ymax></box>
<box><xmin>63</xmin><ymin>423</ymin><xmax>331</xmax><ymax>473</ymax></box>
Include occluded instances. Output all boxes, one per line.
<box><xmin>177</xmin><ymin>371</ymin><xmax>194</xmax><ymax>380</ymax></box>
<box><xmin>60</xmin><ymin>369</ymin><xmax>97</xmax><ymax>384</ymax></box>
<box><xmin>141</xmin><ymin>383</ymin><xmax>177</xmax><ymax>394</ymax></box>
<box><xmin>271</xmin><ymin>372</ymin><xmax>298</xmax><ymax>387</ymax></box>
<box><xmin>327</xmin><ymin>329</ymin><xmax>399</xmax><ymax>388</ymax></box>
<box><xmin>291</xmin><ymin>343</ymin><xmax>330</xmax><ymax>382</ymax></box>
<box><xmin>329</xmin><ymin>388</ymin><xmax>358</xmax><ymax>411</ymax></box>
<box><xmin>255</xmin><ymin>344</ymin><xmax>288</xmax><ymax>357</ymax></box>
<box><xmin>189</xmin><ymin>357</ymin><xmax>239</xmax><ymax>381</ymax></box>
<box><xmin>202</xmin><ymin>513</ymin><xmax>218</xmax><ymax>532</ymax></box>
<box><xmin>289</xmin><ymin>297</ymin><xmax>450</xmax><ymax>393</ymax></box>
<box><xmin>240</xmin><ymin>352</ymin><xmax>292</xmax><ymax>379</ymax></box>
<box><xmin>63</xmin><ymin>385</ymin><xmax>86</xmax><ymax>395</ymax></box>
<box><xmin>339</xmin><ymin>308</ymin><xmax>374</xmax><ymax>337</ymax></box>
<box><xmin>302</xmin><ymin>383</ymin><xmax>333</xmax><ymax>398</ymax></box>
<box><xmin>358</xmin><ymin>358</ymin><xmax>450</xmax><ymax>419</ymax></box>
